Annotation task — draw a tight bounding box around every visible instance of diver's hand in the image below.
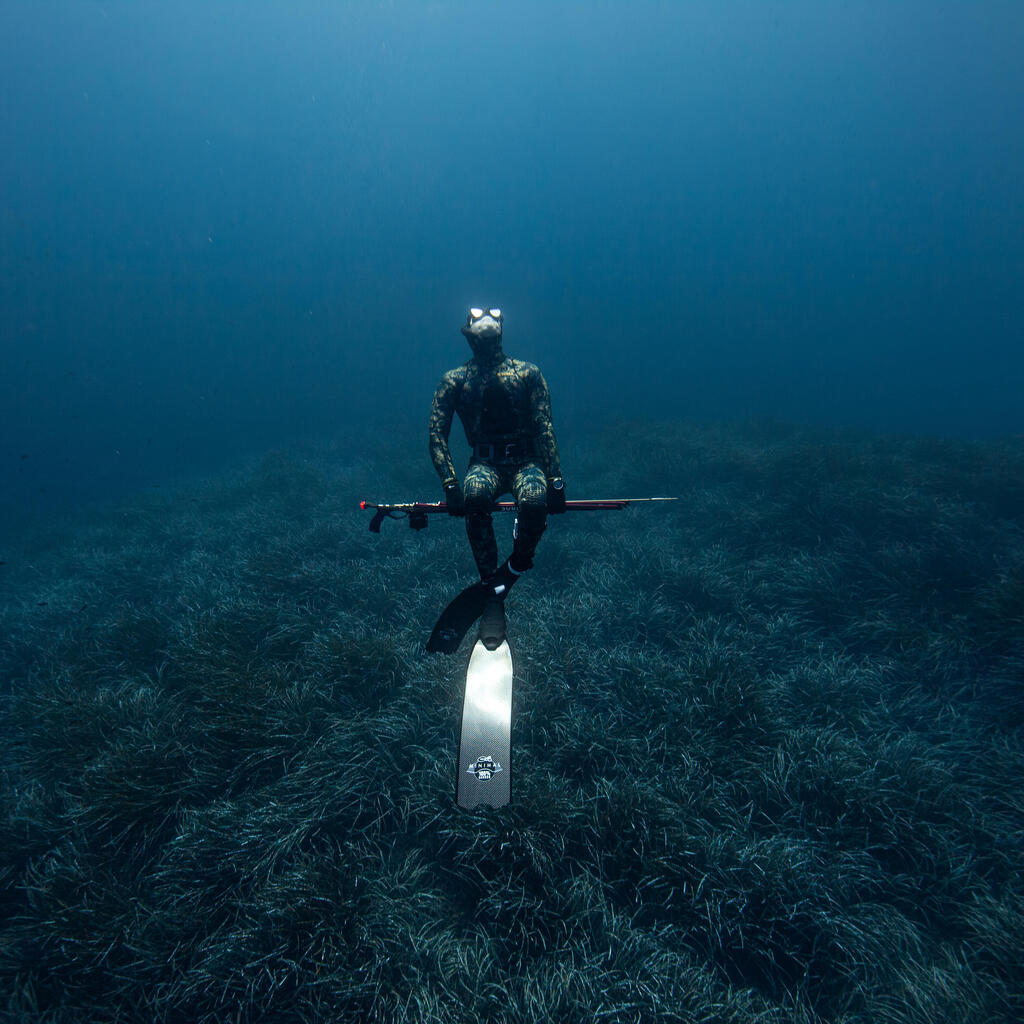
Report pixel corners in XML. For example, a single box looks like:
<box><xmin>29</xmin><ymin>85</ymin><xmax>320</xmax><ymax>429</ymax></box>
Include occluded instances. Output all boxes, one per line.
<box><xmin>444</xmin><ymin>483</ymin><xmax>465</xmax><ymax>516</ymax></box>
<box><xmin>547</xmin><ymin>477</ymin><xmax>567</xmax><ymax>514</ymax></box>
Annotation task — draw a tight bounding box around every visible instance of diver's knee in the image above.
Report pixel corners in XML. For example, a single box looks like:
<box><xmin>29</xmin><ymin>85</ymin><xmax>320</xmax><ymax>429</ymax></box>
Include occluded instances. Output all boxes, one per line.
<box><xmin>517</xmin><ymin>501</ymin><xmax>547</xmax><ymax>532</ymax></box>
<box><xmin>465</xmin><ymin>492</ymin><xmax>493</xmax><ymax>516</ymax></box>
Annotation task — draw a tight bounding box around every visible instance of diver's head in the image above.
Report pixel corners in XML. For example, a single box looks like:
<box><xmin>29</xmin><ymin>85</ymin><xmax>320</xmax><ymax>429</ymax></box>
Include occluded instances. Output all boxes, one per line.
<box><xmin>461</xmin><ymin>307</ymin><xmax>504</xmax><ymax>361</ymax></box>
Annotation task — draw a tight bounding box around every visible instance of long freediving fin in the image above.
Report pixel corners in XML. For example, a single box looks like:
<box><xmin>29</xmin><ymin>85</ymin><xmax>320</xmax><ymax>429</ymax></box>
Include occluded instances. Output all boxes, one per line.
<box><xmin>426</xmin><ymin>581</ymin><xmax>490</xmax><ymax>654</ymax></box>
<box><xmin>456</xmin><ymin>638</ymin><xmax>514</xmax><ymax>809</ymax></box>
<box><xmin>426</xmin><ymin>562</ymin><xmax>520</xmax><ymax>655</ymax></box>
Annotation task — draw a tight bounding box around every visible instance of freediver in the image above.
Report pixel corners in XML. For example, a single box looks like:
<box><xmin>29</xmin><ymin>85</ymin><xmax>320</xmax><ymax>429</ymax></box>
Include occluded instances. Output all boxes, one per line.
<box><xmin>429</xmin><ymin>307</ymin><xmax>566</xmax><ymax>645</ymax></box>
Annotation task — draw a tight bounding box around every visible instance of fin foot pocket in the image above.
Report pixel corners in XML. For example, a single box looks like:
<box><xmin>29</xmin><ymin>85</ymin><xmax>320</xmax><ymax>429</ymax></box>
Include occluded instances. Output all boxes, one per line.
<box><xmin>478</xmin><ymin>595</ymin><xmax>507</xmax><ymax>651</ymax></box>
<box><xmin>486</xmin><ymin>558</ymin><xmax>524</xmax><ymax>598</ymax></box>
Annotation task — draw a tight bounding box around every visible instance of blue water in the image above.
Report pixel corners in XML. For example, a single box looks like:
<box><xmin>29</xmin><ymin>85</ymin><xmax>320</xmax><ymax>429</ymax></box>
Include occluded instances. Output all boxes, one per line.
<box><xmin>2</xmin><ymin>1</ymin><xmax>1022</xmax><ymax>528</ymax></box>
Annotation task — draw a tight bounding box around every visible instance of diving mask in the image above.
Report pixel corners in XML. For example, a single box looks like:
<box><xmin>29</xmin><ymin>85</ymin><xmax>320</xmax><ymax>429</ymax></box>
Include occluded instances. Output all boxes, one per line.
<box><xmin>465</xmin><ymin>307</ymin><xmax>503</xmax><ymax>338</ymax></box>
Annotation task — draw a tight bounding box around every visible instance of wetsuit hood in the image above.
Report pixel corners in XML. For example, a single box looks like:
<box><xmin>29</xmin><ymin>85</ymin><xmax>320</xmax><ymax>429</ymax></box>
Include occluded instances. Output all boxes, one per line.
<box><xmin>461</xmin><ymin>309</ymin><xmax>505</xmax><ymax>365</ymax></box>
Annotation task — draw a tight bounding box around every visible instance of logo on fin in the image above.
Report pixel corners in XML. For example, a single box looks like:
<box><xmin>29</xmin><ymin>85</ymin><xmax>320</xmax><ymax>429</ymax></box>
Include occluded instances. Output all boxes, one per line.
<box><xmin>467</xmin><ymin>755</ymin><xmax>502</xmax><ymax>781</ymax></box>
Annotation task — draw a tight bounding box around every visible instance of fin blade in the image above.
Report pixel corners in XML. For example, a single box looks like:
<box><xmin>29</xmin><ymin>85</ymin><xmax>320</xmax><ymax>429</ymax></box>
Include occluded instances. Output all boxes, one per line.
<box><xmin>456</xmin><ymin>639</ymin><xmax>513</xmax><ymax>809</ymax></box>
<box><xmin>426</xmin><ymin>582</ymin><xmax>489</xmax><ymax>654</ymax></box>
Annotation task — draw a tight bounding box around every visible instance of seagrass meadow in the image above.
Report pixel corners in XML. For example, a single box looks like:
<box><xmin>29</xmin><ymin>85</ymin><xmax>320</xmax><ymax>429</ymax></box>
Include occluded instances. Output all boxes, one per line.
<box><xmin>1</xmin><ymin>420</ymin><xmax>1022</xmax><ymax>1023</ymax></box>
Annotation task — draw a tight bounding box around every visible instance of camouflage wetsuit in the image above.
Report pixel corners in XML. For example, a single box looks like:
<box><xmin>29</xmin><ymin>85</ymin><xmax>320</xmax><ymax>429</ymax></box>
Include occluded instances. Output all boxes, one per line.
<box><xmin>430</xmin><ymin>339</ymin><xmax>562</xmax><ymax>579</ymax></box>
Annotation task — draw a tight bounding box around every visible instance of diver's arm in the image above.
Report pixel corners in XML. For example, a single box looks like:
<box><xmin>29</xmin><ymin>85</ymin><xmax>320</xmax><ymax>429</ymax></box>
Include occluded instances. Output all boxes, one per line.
<box><xmin>528</xmin><ymin>367</ymin><xmax>563</xmax><ymax>481</ymax></box>
<box><xmin>429</xmin><ymin>370</ymin><xmax>461</xmax><ymax>487</ymax></box>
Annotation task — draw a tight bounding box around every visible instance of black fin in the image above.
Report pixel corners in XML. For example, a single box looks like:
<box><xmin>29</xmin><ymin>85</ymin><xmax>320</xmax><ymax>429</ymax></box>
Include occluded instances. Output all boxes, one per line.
<box><xmin>478</xmin><ymin>595</ymin><xmax>507</xmax><ymax>651</ymax></box>
<box><xmin>426</xmin><ymin>581</ymin><xmax>489</xmax><ymax>654</ymax></box>
<box><xmin>489</xmin><ymin>558</ymin><xmax>523</xmax><ymax>598</ymax></box>
<box><xmin>427</xmin><ymin>560</ymin><xmax>524</xmax><ymax>655</ymax></box>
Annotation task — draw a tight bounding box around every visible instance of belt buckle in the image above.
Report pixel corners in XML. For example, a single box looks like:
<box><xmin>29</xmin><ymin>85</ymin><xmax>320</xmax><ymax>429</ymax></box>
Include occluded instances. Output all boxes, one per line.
<box><xmin>478</xmin><ymin>442</ymin><xmax>494</xmax><ymax>460</ymax></box>
<box><xmin>503</xmin><ymin>442</ymin><xmax>516</xmax><ymax>459</ymax></box>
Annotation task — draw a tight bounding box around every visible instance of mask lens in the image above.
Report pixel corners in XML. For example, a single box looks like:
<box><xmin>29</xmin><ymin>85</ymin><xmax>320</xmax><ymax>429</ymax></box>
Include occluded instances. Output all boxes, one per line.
<box><xmin>489</xmin><ymin>308</ymin><xmax>501</xmax><ymax>319</ymax></box>
<box><xmin>469</xmin><ymin>308</ymin><xmax>484</xmax><ymax>320</ymax></box>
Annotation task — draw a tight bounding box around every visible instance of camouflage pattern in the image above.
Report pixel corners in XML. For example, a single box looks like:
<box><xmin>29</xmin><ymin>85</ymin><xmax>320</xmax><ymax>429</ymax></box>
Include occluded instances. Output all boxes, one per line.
<box><xmin>430</xmin><ymin>342</ymin><xmax>562</xmax><ymax>578</ymax></box>
<box><xmin>429</xmin><ymin>354</ymin><xmax>562</xmax><ymax>487</ymax></box>
<box><xmin>463</xmin><ymin>460</ymin><xmax>549</xmax><ymax>578</ymax></box>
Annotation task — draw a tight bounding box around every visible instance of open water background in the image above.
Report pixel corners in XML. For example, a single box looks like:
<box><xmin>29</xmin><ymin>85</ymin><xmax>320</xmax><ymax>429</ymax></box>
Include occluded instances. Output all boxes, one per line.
<box><xmin>3</xmin><ymin>7</ymin><xmax>1024</xmax><ymax>1020</ymax></box>
<box><xmin>2</xmin><ymin>1</ymin><xmax>1023</xmax><ymax>531</ymax></box>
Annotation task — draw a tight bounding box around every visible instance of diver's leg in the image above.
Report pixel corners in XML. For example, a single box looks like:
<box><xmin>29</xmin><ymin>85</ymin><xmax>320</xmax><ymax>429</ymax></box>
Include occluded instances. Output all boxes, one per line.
<box><xmin>509</xmin><ymin>462</ymin><xmax>549</xmax><ymax>572</ymax></box>
<box><xmin>463</xmin><ymin>462</ymin><xmax>502</xmax><ymax>579</ymax></box>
